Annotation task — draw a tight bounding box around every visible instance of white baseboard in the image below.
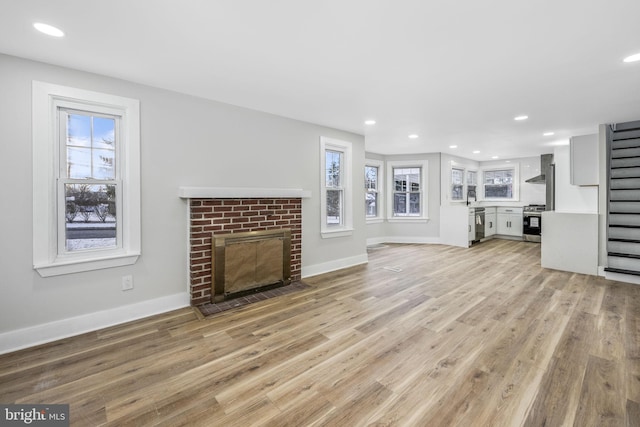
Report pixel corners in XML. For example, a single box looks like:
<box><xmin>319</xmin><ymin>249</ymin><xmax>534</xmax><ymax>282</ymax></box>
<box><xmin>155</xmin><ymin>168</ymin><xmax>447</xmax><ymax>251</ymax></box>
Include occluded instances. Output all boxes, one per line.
<box><xmin>302</xmin><ymin>253</ymin><xmax>369</xmax><ymax>278</ymax></box>
<box><xmin>367</xmin><ymin>236</ymin><xmax>441</xmax><ymax>246</ymax></box>
<box><xmin>0</xmin><ymin>292</ymin><xmax>190</xmax><ymax>355</ymax></box>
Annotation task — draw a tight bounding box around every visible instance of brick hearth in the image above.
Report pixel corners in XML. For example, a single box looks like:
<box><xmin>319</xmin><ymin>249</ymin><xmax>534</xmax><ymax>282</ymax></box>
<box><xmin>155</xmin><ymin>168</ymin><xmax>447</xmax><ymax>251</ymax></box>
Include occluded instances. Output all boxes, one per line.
<box><xmin>188</xmin><ymin>198</ymin><xmax>302</xmax><ymax>305</ymax></box>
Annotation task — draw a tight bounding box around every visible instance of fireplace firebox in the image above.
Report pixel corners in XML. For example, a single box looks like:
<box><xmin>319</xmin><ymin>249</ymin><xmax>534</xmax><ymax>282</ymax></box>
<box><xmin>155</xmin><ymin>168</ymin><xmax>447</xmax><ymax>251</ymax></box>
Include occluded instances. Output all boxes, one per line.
<box><xmin>211</xmin><ymin>229</ymin><xmax>291</xmax><ymax>302</ymax></box>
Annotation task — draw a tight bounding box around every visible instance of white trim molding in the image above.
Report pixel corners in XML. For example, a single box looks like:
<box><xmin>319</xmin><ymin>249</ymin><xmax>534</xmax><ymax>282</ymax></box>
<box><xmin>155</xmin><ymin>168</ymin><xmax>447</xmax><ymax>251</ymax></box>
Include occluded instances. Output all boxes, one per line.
<box><xmin>386</xmin><ymin>159</ymin><xmax>429</xmax><ymax>221</ymax></box>
<box><xmin>0</xmin><ymin>293</ymin><xmax>190</xmax><ymax>355</ymax></box>
<box><xmin>320</xmin><ymin>136</ymin><xmax>353</xmax><ymax>239</ymax></box>
<box><xmin>302</xmin><ymin>253</ymin><xmax>368</xmax><ymax>278</ymax></box>
<box><xmin>178</xmin><ymin>187</ymin><xmax>312</xmax><ymax>199</ymax></box>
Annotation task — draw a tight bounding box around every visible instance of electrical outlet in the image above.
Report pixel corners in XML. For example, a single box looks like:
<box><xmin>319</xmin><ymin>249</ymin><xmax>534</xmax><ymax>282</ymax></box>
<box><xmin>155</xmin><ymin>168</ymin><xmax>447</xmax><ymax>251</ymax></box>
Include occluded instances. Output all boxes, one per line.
<box><xmin>122</xmin><ymin>275</ymin><xmax>134</xmax><ymax>291</ymax></box>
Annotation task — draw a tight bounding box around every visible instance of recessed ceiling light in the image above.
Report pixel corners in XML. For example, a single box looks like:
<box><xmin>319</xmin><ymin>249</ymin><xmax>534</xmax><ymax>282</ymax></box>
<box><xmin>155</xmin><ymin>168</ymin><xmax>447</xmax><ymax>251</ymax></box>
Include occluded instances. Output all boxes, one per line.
<box><xmin>514</xmin><ymin>115</ymin><xmax>528</xmax><ymax>121</ymax></box>
<box><xmin>408</xmin><ymin>134</ymin><xmax>419</xmax><ymax>139</ymax></box>
<box><xmin>543</xmin><ymin>132</ymin><xmax>555</xmax><ymax>136</ymax></box>
<box><xmin>492</xmin><ymin>156</ymin><xmax>499</xmax><ymax>159</ymax></box>
<box><xmin>473</xmin><ymin>150</ymin><xmax>480</xmax><ymax>154</ymax></box>
<box><xmin>506</xmin><ymin>160</ymin><xmax>511</xmax><ymax>163</ymax></box>
<box><xmin>33</xmin><ymin>22</ymin><xmax>65</xmax><ymax>37</ymax></box>
<box><xmin>449</xmin><ymin>145</ymin><xmax>458</xmax><ymax>149</ymax></box>
<box><xmin>623</xmin><ymin>53</ymin><xmax>640</xmax><ymax>63</ymax></box>
<box><xmin>364</xmin><ymin>120</ymin><xmax>376</xmax><ymax>125</ymax></box>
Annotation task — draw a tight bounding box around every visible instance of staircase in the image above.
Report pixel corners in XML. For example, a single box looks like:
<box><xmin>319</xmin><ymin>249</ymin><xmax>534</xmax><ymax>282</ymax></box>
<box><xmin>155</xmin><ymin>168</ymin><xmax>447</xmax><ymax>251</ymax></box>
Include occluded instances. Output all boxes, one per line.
<box><xmin>605</xmin><ymin>120</ymin><xmax>640</xmax><ymax>276</ymax></box>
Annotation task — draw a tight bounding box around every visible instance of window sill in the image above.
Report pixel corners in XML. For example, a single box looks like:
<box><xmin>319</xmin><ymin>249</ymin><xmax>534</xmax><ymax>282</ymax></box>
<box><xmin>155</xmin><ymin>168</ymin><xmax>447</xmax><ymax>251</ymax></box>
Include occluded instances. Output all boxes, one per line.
<box><xmin>34</xmin><ymin>253</ymin><xmax>140</xmax><ymax>277</ymax></box>
<box><xmin>387</xmin><ymin>218</ymin><xmax>429</xmax><ymax>224</ymax></box>
<box><xmin>321</xmin><ymin>228</ymin><xmax>354</xmax><ymax>239</ymax></box>
<box><xmin>366</xmin><ymin>218</ymin><xmax>384</xmax><ymax>224</ymax></box>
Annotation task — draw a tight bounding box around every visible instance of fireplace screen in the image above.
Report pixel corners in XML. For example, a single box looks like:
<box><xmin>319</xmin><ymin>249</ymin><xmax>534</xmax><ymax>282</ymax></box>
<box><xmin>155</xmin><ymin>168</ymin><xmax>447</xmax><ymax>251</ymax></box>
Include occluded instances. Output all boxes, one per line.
<box><xmin>211</xmin><ymin>229</ymin><xmax>291</xmax><ymax>302</ymax></box>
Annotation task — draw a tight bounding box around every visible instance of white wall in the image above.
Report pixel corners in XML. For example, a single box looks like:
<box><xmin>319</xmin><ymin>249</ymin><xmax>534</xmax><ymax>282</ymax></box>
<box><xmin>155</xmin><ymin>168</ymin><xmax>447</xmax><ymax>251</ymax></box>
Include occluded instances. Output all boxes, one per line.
<box><xmin>553</xmin><ymin>145</ymin><xmax>599</xmax><ymax>213</ymax></box>
<box><xmin>0</xmin><ymin>54</ymin><xmax>366</xmax><ymax>350</ymax></box>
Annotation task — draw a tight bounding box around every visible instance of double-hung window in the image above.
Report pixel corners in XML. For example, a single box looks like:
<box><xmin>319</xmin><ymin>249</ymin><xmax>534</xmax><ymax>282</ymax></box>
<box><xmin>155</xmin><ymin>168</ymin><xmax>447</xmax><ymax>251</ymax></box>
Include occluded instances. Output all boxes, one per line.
<box><xmin>365</xmin><ymin>159</ymin><xmax>384</xmax><ymax>222</ymax></box>
<box><xmin>386</xmin><ymin>160</ymin><xmax>429</xmax><ymax>221</ymax></box>
<box><xmin>320</xmin><ymin>137</ymin><xmax>352</xmax><ymax>238</ymax></box>
<box><xmin>33</xmin><ymin>82</ymin><xmax>141</xmax><ymax>276</ymax></box>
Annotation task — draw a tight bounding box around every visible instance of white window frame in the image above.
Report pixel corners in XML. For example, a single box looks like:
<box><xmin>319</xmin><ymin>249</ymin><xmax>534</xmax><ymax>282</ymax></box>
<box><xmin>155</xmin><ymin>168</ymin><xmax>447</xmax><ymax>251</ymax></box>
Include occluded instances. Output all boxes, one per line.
<box><xmin>320</xmin><ymin>137</ymin><xmax>353</xmax><ymax>238</ymax></box>
<box><xmin>33</xmin><ymin>81</ymin><xmax>141</xmax><ymax>277</ymax></box>
<box><xmin>451</xmin><ymin>166</ymin><xmax>465</xmax><ymax>202</ymax></box>
<box><xmin>365</xmin><ymin>159</ymin><xmax>384</xmax><ymax>223</ymax></box>
<box><xmin>386</xmin><ymin>159</ymin><xmax>429</xmax><ymax>223</ymax></box>
<box><xmin>481</xmin><ymin>164</ymin><xmax>520</xmax><ymax>202</ymax></box>
<box><xmin>466</xmin><ymin>169</ymin><xmax>478</xmax><ymax>201</ymax></box>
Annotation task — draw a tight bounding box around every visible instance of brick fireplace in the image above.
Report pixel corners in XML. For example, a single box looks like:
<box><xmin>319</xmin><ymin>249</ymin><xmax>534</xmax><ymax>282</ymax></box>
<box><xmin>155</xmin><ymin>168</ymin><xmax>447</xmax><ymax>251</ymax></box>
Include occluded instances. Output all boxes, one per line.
<box><xmin>181</xmin><ymin>188</ymin><xmax>307</xmax><ymax>306</ymax></box>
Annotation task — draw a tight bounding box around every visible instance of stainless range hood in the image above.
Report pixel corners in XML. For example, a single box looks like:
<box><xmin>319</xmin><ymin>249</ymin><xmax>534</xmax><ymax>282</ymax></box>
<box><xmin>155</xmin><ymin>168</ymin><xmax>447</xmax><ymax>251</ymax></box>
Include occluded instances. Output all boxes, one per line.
<box><xmin>525</xmin><ymin>154</ymin><xmax>554</xmax><ymax>184</ymax></box>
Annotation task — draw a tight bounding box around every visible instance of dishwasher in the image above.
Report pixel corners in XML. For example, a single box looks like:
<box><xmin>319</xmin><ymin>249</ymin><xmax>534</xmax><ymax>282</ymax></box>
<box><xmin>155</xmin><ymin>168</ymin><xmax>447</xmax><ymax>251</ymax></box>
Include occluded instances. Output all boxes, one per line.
<box><xmin>474</xmin><ymin>207</ymin><xmax>485</xmax><ymax>242</ymax></box>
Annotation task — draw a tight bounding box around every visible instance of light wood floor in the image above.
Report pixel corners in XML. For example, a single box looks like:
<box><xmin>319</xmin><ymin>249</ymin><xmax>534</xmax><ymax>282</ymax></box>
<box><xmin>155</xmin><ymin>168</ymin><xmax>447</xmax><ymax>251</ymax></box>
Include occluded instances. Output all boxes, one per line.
<box><xmin>1</xmin><ymin>240</ymin><xmax>640</xmax><ymax>426</ymax></box>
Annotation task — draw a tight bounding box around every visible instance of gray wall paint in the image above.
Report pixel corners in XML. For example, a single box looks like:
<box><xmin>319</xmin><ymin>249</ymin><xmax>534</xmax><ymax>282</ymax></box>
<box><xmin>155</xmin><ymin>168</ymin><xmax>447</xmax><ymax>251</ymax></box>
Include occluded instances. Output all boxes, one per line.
<box><xmin>0</xmin><ymin>54</ymin><xmax>365</xmax><ymax>333</ymax></box>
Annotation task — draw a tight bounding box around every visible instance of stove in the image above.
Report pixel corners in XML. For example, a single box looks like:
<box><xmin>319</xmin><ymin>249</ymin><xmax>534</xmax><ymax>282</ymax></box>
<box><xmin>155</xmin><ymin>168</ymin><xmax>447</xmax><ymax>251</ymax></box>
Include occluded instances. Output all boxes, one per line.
<box><xmin>523</xmin><ymin>205</ymin><xmax>545</xmax><ymax>242</ymax></box>
<box><xmin>523</xmin><ymin>204</ymin><xmax>546</xmax><ymax>213</ymax></box>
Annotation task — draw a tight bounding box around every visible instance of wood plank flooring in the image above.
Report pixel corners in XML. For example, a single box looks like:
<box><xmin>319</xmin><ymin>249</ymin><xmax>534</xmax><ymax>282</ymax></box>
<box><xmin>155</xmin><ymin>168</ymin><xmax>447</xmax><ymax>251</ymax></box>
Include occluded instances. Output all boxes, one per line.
<box><xmin>1</xmin><ymin>239</ymin><xmax>640</xmax><ymax>426</ymax></box>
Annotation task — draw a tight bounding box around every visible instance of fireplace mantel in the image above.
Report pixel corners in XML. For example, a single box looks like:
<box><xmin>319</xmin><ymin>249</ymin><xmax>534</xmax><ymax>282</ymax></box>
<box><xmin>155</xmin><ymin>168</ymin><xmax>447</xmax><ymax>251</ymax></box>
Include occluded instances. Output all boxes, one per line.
<box><xmin>178</xmin><ymin>187</ymin><xmax>311</xmax><ymax>199</ymax></box>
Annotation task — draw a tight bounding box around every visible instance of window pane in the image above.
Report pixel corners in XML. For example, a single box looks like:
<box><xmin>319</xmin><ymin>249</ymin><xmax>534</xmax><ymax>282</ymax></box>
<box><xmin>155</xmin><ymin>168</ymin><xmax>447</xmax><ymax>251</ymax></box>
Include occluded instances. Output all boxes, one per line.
<box><xmin>394</xmin><ymin>193</ymin><xmax>407</xmax><ymax>214</ymax></box>
<box><xmin>92</xmin><ymin>149</ymin><xmax>115</xmax><ymax>179</ymax></box>
<box><xmin>393</xmin><ymin>167</ymin><xmax>422</xmax><ymax>216</ymax></box>
<box><xmin>93</xmin><ymin>116</ymin><xmax>116</xmax><ymax>150</ymax></box>
<box><xmin>366</xmin><ymin>192</ymin><xmax>377</xmax><ymax>217</ymax></box>
<box><xmin>452</xmin><ymin>168</ymin><xmax>464</xmax><ymax>200</ymax></box>
<box><xmin>451</xmin><ymin>168</ymin><xmax>463</xmax><ymax>185</ymax></box>
<box><xmin>452</xmin><ymin>185</ymin><xmax>464</xmax><ymax>200</ymax></box>
<box><xmin>483</xmin><ymin>169</ymin><xmax>514</xmax><ymax>199</ymax></box>
<box><xmin>408</xmin><ymin>169</ymin><xmax>420</xmax><ymax>192</ymax></box>
<box><xmin>326</xmin><ymin>189</ymin><xmax>342</xmax><ymax>225</ymax></box>
<box><xmin>326</xmin><ymin>150</ymin><xmax>342</xmax><ymax>188</ymax></box>
<box><xmin>485</xmin><ymin>184</ymin><xmax>513</xmax><ymax>198</ymax></box>
<box><xmin>65</xmin><ymin>112</ymin><xmax>116</xmax><ymax>180</ymax></box>
<box><xmin>67</xmin><ymin>146</ymin><xmax>92</xmax><ymax>179</ymax></box>
<box><xmin>67</xmin><ymin>114</ymin><xmax>91</xmax><ymax>148</ymax></box>
<box><xmin>365</xmin><ymin>166</ymin><xmax>378</xmax><ymax>190</ymax></box>
<box><xmin>65</xmin><ymin>183</ymin><xmax>117</xmax><ymax>251</ymax></box>
<box><xmin>409</xmin><ymin>193</ymin><xmax>420</xmax><ymax>214</ymax></box>
<box><xmin>467</xmin><ymin>171</ymin><xmax>477</xmax><ymax>185</ymax></box>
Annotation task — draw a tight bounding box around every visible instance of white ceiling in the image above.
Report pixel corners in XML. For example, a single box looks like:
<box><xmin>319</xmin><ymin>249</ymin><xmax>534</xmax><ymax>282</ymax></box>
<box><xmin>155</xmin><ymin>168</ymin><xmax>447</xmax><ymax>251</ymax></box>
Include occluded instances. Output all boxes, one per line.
<box><xmin>2</xmin><ymin>0</ymin><xmax>639</xmax><ymax>160</ymax></box>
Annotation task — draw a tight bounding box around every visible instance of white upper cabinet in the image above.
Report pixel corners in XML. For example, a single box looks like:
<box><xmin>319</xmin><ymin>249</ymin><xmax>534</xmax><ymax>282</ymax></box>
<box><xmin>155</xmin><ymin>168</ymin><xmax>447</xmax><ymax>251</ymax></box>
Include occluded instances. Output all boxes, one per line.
<box><xmin>570</xmin><ymin>134</ymin><xmax>599</xmax><ymax>186</ymax></box>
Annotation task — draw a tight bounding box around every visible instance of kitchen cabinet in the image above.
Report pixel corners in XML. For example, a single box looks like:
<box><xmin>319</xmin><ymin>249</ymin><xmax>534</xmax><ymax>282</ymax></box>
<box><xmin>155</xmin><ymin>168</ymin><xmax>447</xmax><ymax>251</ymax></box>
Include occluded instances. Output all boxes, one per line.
<box><xmin>497</xmin><ymin>207</ymin><xmax>523</xmax><ymax>237</ymax></box>
<box><xmin>570</xmin><ymin>134</ymin><xmax>598</xmax><ymax>186</ymax></box>
<box><xmin>485</xmin><ymin>208</ymin><xmax>497</xmax><ymax>238</ymax></box>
